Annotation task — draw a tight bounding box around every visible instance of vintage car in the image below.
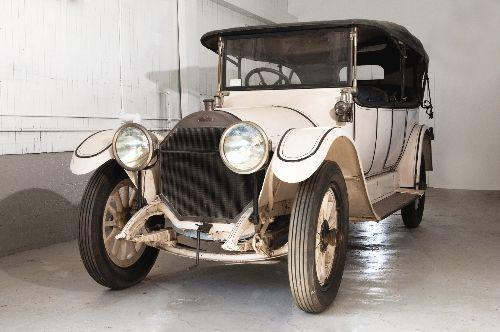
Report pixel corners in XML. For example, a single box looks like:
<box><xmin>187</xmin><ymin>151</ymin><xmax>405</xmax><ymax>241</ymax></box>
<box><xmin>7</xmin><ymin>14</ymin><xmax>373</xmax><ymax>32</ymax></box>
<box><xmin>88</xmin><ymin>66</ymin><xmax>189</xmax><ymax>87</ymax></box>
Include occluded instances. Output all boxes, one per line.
<box><xmin>71</xmin><ymin>19</ymin><xmax>433</xmax><ymax>313</ymax></box>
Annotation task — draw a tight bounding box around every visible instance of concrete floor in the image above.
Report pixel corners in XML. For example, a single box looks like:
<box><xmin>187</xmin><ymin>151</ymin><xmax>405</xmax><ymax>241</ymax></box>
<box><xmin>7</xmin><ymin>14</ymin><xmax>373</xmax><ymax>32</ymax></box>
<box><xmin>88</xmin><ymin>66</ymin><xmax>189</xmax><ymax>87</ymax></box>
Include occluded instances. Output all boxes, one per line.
<box><xmin>1</xmin><ymin>189</ymin><xmax>499</xmax><ymax>331</ymax></box>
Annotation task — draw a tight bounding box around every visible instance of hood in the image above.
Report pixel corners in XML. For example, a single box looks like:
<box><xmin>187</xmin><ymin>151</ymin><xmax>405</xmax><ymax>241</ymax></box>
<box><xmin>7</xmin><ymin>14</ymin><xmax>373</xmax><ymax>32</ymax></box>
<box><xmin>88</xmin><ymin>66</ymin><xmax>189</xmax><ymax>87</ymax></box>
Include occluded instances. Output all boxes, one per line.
<box><xmin>220</xmin><ymin>106</ymin><xmax>316</xmax><ymax>149</ymax></box>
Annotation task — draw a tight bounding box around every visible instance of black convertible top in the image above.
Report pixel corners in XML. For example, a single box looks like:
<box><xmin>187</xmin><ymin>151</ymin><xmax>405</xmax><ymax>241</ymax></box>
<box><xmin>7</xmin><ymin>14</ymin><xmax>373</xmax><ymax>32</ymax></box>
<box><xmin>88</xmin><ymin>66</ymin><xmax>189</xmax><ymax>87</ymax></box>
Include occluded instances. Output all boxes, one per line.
<box><xmin>201</xmin><ymin>19</ymin><xmax>428</xmax><ymax>63</ymax></box>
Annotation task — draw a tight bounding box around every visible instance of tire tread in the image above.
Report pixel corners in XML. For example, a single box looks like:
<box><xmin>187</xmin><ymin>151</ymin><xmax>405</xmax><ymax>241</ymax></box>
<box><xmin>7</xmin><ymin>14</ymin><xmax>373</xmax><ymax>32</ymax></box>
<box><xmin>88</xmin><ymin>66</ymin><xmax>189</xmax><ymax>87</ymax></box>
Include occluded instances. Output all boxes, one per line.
<box><xmin>78</xmin><ymin>163</ymin><xmax>109</xmax><ymax>286</ymax></box>
<box><xmin>289</xmin><ymin>162</ymin><xmax>344</xmax><ymax>313</ymax></box>
<box><xmin>78</xmin><ymin>161</ymin><xmax>158</xmax><ymax>289</ymax></box>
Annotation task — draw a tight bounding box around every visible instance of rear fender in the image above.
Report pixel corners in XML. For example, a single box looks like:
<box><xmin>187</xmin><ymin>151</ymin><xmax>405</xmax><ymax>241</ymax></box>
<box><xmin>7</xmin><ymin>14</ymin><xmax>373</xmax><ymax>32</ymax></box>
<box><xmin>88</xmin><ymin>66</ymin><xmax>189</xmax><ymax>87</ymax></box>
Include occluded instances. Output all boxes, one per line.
<box><xmin>397</xmin><ymin>125</ymin><xmax>433</xmax><ymax>188</ymax></box>
<box><xmin>269</xmin><ymin>127</ymin><xmax>377</xmax><ymax>220</ymax></box>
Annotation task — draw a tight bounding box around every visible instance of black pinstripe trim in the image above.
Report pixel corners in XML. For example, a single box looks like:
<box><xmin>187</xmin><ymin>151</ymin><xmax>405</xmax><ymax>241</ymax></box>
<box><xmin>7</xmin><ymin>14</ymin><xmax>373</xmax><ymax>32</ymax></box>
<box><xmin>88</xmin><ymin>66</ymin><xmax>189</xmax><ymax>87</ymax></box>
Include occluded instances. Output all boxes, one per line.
<box><xmin>393</xmin><ymin>109</ymin><xmax>409</xmax><ymax>169</ymax></box>
<box><xmin>75</xmin><ymin>130</ymin><xmax>111</xmax><ymax>158</ymax></box>
<box><xmin>277</xmin><ymin>128</ymin><xmax>335</xmax><ymax>162</ymax></box>
<box><xmin>272</xmin><ymin>105</ymin><xmax>318</xmax><ymax>127</ymax></box>
<box><xmin>413</xmin><ymin>126</ymin><xmax>426</xmax><ymax>186</ymax></box>
<box><xmin>382</xmin><ymin>109</ymin><xmax>394</xmax><ymax>169</ymax></box>
<box><xmin>388</xmin><ymin>109</ymin><xmax>411</xmax><ymax>170</ymax></box>
<box><xmin>397</xmin><ymin>123</ymin><xmax>418</xmax><ymax>168</ymax></box>
<box><xmin>364</xmin><ymin>108</ymin><xmax>379</xmax><ymax>175</ymax></box>
<box><xmin>383</xmin><ymin>108</ymin><xmax>408</xmax><ymax>171</ymax></box>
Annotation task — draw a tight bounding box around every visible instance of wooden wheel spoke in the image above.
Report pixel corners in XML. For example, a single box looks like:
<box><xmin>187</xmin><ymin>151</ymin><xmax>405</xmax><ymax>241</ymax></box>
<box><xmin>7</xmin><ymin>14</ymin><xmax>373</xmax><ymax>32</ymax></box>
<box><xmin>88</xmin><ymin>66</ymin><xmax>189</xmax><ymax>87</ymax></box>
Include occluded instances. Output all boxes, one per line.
<box><xmin>119</xmin><ymin>241</ymin><xmax>128</xmax><ymax>260</ymax></box>
<box><xmin>102</xmin><ymin>180</ymin><xmax>145</xmax><ymax>267</ymax></box>
<box><xmin>103</xmin><ymin>219</ymin><xmax>115</xmax><ymax>228</ymax></box>
<box><xmin>134</xmin><ymin>242</ymin><xmax>143</xmax><ymax>252</ymax></box>
<box><xmin>104</xmin><ymin>228</ymin><xmax>118</xmax><ymax>246</ymax></box>
<box><xmin>320</xmin><ymin>254</ymin><xmax>326</xmax><ymax>277</ymax></box>
<box><xmin>111</xmin><ymin>238</ymin><xmax>120</xmax><ymax>257</ymax></box>
<box><xmin>320</xmin><ymin>194</ymin><xmax>331</xmax><ymax>221</ymax></box>
<box><xmin>129</xmin><ymin>190</ymin><xmax>137</xmax><ymax>208</ymax></box>
<box><xmin>123</xmin><ymin>187</ymin><xmax>130</xmax><ymax>209</ymax></box>
<box><xmin>125</xmin><ymin>241</ymin><xmax>135</xmax><ymax>259</ymax></box>
<box><xmin>106</xmin><ymin>205</ymin><xmax>118</xmax><ymax>219</ymax></box>
<box><xmin>114</xmin><ymin>190</ymin><xmax>124</xmax><ymax>212</ymax></box>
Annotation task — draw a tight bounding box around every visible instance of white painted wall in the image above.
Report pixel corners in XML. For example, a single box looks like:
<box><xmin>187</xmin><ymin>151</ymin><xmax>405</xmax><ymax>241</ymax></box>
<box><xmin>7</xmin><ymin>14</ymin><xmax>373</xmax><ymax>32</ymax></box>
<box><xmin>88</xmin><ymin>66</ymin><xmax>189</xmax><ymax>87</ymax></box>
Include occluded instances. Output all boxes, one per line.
<box><xmin>0</xmin><ymin>0</ymin><xmax>295</xmax><ymax>155</ymax></box>
<box><xmin>0</xmin><ymin>0</ymin><xmax>180</xmax><ymax>155</ymax></box>
<box><xmin>289</xmin><ymin>0</ymin><xmax>500</xmax><ymax>190</ymax></box>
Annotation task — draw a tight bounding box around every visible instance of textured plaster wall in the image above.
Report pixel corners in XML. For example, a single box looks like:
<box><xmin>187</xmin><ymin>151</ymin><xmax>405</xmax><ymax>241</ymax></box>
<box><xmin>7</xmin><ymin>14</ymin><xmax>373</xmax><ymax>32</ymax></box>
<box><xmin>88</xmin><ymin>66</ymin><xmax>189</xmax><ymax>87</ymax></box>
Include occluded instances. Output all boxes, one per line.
<box><xmin>0</xmin><ymin>0</ymin><xmax>181</xmax><ymax>155</ymax></box>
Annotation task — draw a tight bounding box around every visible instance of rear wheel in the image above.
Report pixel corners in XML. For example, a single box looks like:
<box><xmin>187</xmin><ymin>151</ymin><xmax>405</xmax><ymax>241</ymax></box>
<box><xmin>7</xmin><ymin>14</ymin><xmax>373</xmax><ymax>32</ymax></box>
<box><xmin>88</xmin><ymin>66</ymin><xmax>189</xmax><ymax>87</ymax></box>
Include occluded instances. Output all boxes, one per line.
<box><xmin>401</xmin><ymin>157</ymin><xmax>426</xmax><ymax>228</ymax></box>
<box><xmin>288</xmin><ymin>162</ymin><xmax>349</xmax><ymax>313</ymax></box>
<box><xmin>78</xmin><ymin>161</ymin><xmax>158</xmax><ymax>289</ymax></box>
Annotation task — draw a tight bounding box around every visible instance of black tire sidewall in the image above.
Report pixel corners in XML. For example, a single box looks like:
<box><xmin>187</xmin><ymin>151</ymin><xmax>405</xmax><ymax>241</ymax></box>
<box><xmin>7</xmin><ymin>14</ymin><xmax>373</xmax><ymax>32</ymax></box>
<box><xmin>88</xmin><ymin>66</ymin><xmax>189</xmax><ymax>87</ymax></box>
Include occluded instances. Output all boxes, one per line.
<box><xmin>402</xmin><ymin>158</ymin><xmax>426</xmax><ymax>228</ymax></box>
<box><xmin>79</xmin><ymin>161</ymin><xmax>158</xmax><ymax>289</ymax></box>
<box><xmin>288</xmin><ymin>161</ymin><xmax>349</xmax><ymax>312</ymax></box>
<box><xmin>306</xmin><ymin>163</ymin><xmax>349</xmax><ymax>306</ymax></box>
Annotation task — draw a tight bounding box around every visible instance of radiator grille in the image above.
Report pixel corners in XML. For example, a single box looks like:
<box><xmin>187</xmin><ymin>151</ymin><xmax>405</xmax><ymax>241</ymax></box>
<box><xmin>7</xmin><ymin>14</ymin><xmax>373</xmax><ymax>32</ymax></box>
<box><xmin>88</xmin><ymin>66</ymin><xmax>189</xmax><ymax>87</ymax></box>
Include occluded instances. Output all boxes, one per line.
<box><xmin>160</xmin><ymin>127</ymin><xmax>254</xmax><ymax>220</ymax></box>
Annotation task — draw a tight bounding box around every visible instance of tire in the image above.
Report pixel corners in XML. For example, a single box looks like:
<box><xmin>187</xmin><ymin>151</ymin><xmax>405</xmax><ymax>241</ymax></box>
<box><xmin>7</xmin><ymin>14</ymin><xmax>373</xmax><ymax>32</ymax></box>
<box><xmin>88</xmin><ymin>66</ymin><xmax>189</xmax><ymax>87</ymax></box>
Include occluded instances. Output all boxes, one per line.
<box><xmin>78</xmin><ymin>161</ymin><xmax>159</xmax><ymax>289</ymax></box>
<box><xmin>401</xmin><ymin>157</ymin><xmax>426</xmax><ymax>228</ymax></box>
<box><xmin>288</xmin><ymin>161</ymin><xmax>349</xmax><ymax>313</ymax></box>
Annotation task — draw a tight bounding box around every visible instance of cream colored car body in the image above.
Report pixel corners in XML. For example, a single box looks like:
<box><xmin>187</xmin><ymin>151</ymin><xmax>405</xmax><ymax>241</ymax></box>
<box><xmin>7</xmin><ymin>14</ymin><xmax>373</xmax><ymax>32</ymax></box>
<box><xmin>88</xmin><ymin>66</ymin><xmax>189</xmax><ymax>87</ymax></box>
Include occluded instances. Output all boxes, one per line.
<box><xmin>71</xmin><ymin>86</ymin><xmax>432</xmax><ymax>224</ymax></box>
<box><xmin>223</xmin><ymin>88</ymin><xmax>432</xmax><ymax>221</ymax></box>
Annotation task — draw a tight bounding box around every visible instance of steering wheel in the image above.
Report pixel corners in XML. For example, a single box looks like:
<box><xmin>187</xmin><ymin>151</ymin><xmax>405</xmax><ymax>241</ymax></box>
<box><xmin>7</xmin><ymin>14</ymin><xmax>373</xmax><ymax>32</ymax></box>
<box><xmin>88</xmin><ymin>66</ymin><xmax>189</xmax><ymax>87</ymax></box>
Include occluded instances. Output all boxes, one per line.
<box><xmin>244</xmin><ymin>67</ymin><xmax>292</xmax><ymax>86</ymax></box>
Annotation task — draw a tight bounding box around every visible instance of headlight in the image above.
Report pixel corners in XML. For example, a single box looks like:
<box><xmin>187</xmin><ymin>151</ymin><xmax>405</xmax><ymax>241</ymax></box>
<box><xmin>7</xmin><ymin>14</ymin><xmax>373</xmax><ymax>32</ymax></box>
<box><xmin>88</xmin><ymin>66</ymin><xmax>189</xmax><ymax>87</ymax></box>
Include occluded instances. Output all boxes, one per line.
<box><xmin>112</xmin><ymin>123</ymin><xmax>155</xmax><ymax>171</ymax></box>
<box><xmin>219</xmin><ymin>122</ymin><xmax>269</xmax><ymax>174</ymax></box>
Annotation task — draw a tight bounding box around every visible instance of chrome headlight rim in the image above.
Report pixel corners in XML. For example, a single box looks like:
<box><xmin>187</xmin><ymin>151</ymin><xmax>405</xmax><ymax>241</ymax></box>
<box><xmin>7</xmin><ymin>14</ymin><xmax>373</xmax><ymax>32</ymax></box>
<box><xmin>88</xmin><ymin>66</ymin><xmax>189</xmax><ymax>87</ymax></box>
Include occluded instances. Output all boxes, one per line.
<box><xmin>219</xmin><ymin>121</ymin><xmax>270</xmax><ymax>174</ymax></box>
<box><xmin>112</xmin><ymin>123</ymin><xmax>156</xmax><ymax>171</ymax></box>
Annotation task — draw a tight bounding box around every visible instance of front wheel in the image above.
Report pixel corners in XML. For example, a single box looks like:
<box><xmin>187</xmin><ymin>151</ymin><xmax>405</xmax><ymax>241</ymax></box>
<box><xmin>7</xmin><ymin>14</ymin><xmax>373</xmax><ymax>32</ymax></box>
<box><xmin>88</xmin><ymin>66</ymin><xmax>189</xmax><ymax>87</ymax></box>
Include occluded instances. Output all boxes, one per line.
<box><xmin>78</xmin><ymin>161</ymin><xmax>158</xmax><ymax>289</ymax></box>
<box><xmin>288</xmin><ymin>162</ymin><xmax>349</xmax><ymax>313</ymax></box>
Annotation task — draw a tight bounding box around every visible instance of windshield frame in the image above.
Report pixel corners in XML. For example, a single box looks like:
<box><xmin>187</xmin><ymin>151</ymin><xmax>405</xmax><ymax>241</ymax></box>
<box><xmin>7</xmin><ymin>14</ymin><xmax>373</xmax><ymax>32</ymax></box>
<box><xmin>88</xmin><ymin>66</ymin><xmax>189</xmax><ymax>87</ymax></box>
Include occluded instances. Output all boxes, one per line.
<box><xmin>220</xmin><ymin>27</ymin><xmax>355</xmax><ymax>92</ymax></box>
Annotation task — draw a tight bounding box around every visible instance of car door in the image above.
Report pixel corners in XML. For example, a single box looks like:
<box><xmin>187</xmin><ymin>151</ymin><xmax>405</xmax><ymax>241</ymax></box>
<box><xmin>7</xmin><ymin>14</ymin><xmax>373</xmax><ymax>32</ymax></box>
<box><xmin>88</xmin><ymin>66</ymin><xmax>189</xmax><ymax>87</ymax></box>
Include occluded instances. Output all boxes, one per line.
<box><xmin>383</xmin><ymin>108</ymin><xmax>406</xmax><ymax>170</ymax></box>
<box><xmin>355</xmin><ymin>106</ymin><xmax>409</xmax><ymax>177</ymax></box>
<box><xmin>364</xmin><ymin>107</ymin><xmax>392</xmax><ymax>176</ymax></box>
<box><xmin>353</xmin><ymin>105</ymin><xmax>377</xmax><ymax>173</ymax></box>
<box><xmin>354</xmin><ymin>106</ymin><xmax>392</xmax><ymax>176</ymax></box>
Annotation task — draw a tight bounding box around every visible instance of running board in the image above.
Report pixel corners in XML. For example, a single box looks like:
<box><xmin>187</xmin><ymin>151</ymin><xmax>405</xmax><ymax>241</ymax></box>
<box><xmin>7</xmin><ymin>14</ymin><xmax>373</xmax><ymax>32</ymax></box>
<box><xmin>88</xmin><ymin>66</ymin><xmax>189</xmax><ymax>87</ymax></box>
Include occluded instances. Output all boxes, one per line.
<box><xmin>373</xmin><ymin>192</ymin><xmax>421</xmax><ymax>220</ymax></box>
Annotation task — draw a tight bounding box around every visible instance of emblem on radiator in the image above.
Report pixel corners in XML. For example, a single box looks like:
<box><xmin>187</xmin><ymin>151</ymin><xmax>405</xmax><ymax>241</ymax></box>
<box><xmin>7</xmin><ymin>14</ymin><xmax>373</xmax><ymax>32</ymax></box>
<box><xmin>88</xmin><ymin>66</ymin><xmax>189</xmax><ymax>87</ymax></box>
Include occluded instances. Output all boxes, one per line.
<box><xmin>197</xmin><ymin>115</ymin><xmax>213</xmax><ymax>122</ymax></box>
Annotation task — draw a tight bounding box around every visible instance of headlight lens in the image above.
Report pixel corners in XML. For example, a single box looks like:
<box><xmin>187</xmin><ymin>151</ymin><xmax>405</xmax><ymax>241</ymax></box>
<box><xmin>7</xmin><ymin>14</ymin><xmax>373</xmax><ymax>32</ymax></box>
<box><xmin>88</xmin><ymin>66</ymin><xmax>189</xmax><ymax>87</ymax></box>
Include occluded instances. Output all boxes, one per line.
<box><xmin>220</xmin><ymin>122</ymin><xmax>269</xmax><ymax>174</ymax></box>
<box><xmin>113</xmin><ymin>124</ymin><xmax>154</xmax><ymax>171</ymax></box>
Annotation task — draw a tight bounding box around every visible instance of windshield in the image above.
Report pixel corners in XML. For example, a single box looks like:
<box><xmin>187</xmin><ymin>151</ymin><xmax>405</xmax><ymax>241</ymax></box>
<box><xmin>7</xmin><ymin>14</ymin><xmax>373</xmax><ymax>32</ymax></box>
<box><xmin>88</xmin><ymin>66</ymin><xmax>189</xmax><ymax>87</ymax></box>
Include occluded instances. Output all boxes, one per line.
<box><xmin>223</xmin><ymin>28</ymin><xmax>352</xmax><ymax>91</ymax></box>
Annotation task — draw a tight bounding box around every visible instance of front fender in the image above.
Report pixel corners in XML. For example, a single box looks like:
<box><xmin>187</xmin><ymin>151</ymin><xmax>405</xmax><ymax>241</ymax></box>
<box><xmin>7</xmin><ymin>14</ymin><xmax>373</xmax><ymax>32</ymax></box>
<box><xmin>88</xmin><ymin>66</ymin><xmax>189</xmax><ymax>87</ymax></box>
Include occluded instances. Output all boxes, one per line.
<box><xmin>71</xmin><ymin>129</ymin><xmax>164</xmax><ymax>203</ymax></box>
<box><xmin>70</xmin><ymin>129</ymin><xmax>165</xmax><ymax>176</ymax></box>
<box><xmin>272</xmin><ymin>127</ymin><xmax>352</xmax><ymax>183</ymax></box>
<box><xmin>271</xmin><ymin>127</ymin><xmax>376</xmax><ymax>220</ymax></box>
<box><xmin>70</xmin><ymin>130</ymin><xmax>115</xmax><ymax>175</ymax></box>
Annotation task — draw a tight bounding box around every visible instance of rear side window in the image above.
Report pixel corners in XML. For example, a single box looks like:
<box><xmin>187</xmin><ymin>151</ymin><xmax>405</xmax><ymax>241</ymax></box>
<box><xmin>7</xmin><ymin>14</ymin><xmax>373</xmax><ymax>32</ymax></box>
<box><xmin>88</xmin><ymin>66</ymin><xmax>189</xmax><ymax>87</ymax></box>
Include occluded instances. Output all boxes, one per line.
<box><xmin>402</xmin><ymin>47</ymin><xmax>426</xmax><ymax>106</ymax></box>
<box><xmin>356</xmin><ymin>38</ymin><xmax>402</xmax><ymax>106</ymax></box>
<box><xmin>354</xmin><ymin>28</ymin><xmax>426</xmax><ymax>108</ymax></box>
<box><xmin>339</xmin><ymin>65</ymin><xmax>384</xmax><ymax>81</ymax></box>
